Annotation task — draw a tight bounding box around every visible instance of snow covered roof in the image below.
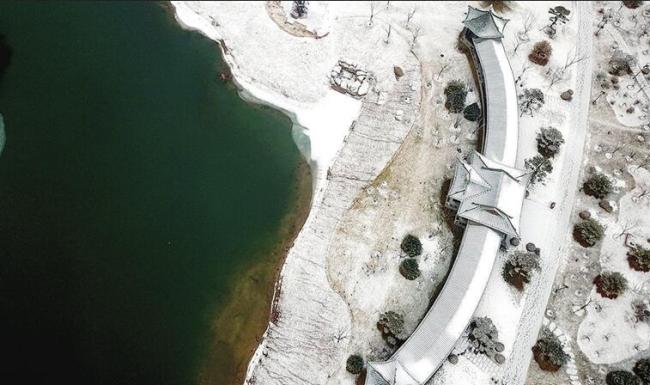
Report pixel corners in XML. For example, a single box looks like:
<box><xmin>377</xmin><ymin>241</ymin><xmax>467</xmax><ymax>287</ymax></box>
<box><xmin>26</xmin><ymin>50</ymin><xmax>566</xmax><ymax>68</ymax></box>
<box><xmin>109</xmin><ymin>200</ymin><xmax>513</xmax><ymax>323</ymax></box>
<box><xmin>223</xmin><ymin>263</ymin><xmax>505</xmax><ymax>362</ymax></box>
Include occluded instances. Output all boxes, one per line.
<box><xmin>451</xmin><ymin>152</ymin><xmax>527</xmax><ymax>238</ymax></box>
<box><xmin>473</xmin><ymin>37</ymin><xmax>519</xmax><ymax>165</ymax></box>
<box><xmin>366</xmin><ymin>225</ymin><xmax>503</xmax><ymax>385</ymax></box>
<box><xmin>462</xmin><ymin>6</ymin><xmax>509</xmax><ymax>39</ymax></box>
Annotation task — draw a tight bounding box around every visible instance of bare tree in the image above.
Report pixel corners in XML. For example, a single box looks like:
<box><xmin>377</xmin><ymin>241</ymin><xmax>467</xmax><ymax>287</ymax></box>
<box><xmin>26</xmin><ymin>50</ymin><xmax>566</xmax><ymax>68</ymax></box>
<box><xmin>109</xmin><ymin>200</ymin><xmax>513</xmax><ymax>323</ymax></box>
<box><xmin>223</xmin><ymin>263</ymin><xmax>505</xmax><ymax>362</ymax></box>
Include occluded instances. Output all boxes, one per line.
<box><xmin>515</xmin><ymin>62</ymin><xmax>532</xmax><ymax>86</ymax></box>
<box><xmin>406</xmin><ymin>7</ymin><xmax>416</xmax><ymax>28</ymax></box>
<box><xmin>333</xmin><ymin>326</ymin><xmax>349</xmax><ymax>343</ymax></box>
<box><xmin>410</xmin><ymin>26</ymin><xmax>421</xmax><ymax>50</ymax></box>
<box><xmin>545</xmin><ymin>49</ymin><xmax>587</xmax><ymax>88</ymax></box>
<box><xmin>437</xmin><ymin>57</ymin><xmax>451</xmax><ymax>80</ymax></box>
<box><xmin>384</xmin><ymin>24</ymin><xmax>392</xmax><ymax>44</ymax></box>
<box><xmin>514</xmin><ymin>13</ymin><xmax>535</xmax><ymax>53</ymax></box>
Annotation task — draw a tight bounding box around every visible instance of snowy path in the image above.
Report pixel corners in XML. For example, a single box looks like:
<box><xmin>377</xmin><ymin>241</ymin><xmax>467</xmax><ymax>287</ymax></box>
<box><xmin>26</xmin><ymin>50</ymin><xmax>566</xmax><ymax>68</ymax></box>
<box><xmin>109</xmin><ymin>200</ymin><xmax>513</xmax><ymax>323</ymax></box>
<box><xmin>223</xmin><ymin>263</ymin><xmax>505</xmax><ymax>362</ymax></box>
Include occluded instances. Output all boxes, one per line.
<box><xmin>502</xmin><ymin>2</ymin><xmax>594</xmax><ymax>384</ymax></box>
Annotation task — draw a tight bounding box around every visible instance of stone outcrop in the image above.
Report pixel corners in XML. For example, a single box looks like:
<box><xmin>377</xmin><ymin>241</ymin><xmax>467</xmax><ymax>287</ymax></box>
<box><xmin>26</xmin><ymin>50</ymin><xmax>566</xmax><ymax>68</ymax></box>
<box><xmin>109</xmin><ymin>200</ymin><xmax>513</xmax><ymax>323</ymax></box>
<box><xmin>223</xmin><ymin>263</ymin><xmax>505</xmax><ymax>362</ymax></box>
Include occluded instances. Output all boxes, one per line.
<box><xmin>330</xmin><ymin>60</ymin><xmax>373</xmax><ymax>99</ymax></box>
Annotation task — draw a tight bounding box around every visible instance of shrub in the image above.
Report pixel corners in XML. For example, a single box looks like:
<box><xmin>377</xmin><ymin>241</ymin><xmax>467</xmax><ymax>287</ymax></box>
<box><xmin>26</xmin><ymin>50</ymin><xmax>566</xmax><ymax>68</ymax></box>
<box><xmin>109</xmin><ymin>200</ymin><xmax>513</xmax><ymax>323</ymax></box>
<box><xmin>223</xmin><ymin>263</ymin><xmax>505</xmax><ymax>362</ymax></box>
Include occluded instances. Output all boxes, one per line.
<box><xmin>628</xmin><ymin>245</ymin><xmax>650</xmax><ymax>272</ymax></box>
<box><xmin>525</xmin><ymin>155</ymin><xmax>553</xmax><ymax>186</ymax></box>
<box><xmin>632</xmin><ymin>300</ymin><xmax>650</xmax><ymax>323</ymax></box>
<box><xmin>634</xmin><ymin>358</ymin><xmax>650</xmax><ymax>383</ymax></box>
<box><xmin>609</xmin><ymin>50</ymin><xmax>636</xmax><ymax>76</ymax></box>
<box><xmin>623</xmin><ymin>0</ymin><xmax>644</xmax><ymax>9</ymax></box>
<box><xmin>502</xmin><ymin>251</ymin><xmax>540</xmax><ymax>291</ymax></box>
<box><xmin>377</xmin><ymin>311</ymin><xmax>404</xmax><ymax>338</ymax></box>
<box><xmin>346</xmin><ymin>354</ymin><xmax>364</xmax><ymax>375</ymax></box>
<box><xmin>594</xmin><ymin>271</ymin><xmax>628</xmax><ymax>299</ymax></box>
<box><xmin>468</xmin><ymin>317</ymin><xmax>505</xmax><ymax>363</ymax></box>
<box><xmin>444</xmin><ymin>80</ymin><xmax>467</xmax><ymax>113</ymax></box>
<box><xmin>400</xmin><ymin>258</ymin><xmax>421</xmax><ymax>280</ymax></box>
<box><xmin>401</xmin><ymin>234</ymin><xmax>422</xmax><ymax>257</ymax></box>
<box><xmin>529</xmin><ymin>41</ymin><xmax>552</xmax><ymax>66</ymax></box>
<box><xmin>606</xmin><ymin>370</ymin><xmax>641</xmax><ymax>385</ymax></box>
<box><xmin>573</xmin><ymin>218</ymin><xmax>604</xmax><ymax>247</ymax></box>
<box><xmin>519</xmin><ymin>88</ymin><xmax>545</xmax><ymax>116</ymax></box>
<box><xmin>532</xmin><ymin>327</ymin><xmax>569</xmax><ymax>371</ymax></box>
<box><xmin>463</xmin><ymin>102</ymin><xmax>481</xmax><ymax>122</ymax></box>
<box><xmin>584</xmin><ymin>173</ymin><xmax>613</xmax><ymax>199</ymax></box>
<box><xmin>537</xmin><ymin>127</ymin><xmax>565</xmax><ymax>158</ymax></box>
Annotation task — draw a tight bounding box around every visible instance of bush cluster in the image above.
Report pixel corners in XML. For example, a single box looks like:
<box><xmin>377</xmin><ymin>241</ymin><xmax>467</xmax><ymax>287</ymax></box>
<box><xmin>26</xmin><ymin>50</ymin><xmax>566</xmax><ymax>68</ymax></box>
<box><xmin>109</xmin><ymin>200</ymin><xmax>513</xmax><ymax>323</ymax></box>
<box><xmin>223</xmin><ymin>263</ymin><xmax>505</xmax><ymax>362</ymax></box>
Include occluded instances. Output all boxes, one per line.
<box><xmin>529</xmin><ymin>41</ymin><xmax>553</xmax><ymax>66</ymax></box>
<box><xmin>468</xmin><ymin>317</ymin><xmax>505</xmax><ymax>363</ymax></box>
<box><xmin>536</xmin><ymin>127</ymin><xmax>565</xmax><ymax>158</ymax></box>
<box><xmin>502</xmin><ymin>251</ymin><xmax>540</xmax><ymax>291</ymax></box>
<box><xmin>628</xmin><ymin>245</ymin><xmax>650</xmax><ymax>272</ymax></box>
<box><xmin>583</xmin><ymin>173</ymin><xmax>613</xmax><ymax>199</ymax></box>
<box><xmin>634</xmin><ymin>358</ymin><xmax>650</xmax><ymax>384</ymax></box>
<box><xmin>400</xmin><ymin>258</ymin><xmax>421</xmax><ymax>280</ymax></box>
<box><xmin>573</xmin><ymin>218</ymin><xmax>604</xmax><ymax>247</ymax></box>
<box><xmin>444</xmin><ymin>80</ymin><xmax>467</xmax><ymax>113</ymax></box>
<box><xmin>401</xmin><ymin>234</ymin><xmax>422</xmax><ymax>257</ymax></box>
<box><xmin>594</xmin><ymin>271</ymin><xmax>628</xmax><ymax>299</ymax></box>
<box><xmin>606</xmin><ymin>370</ymin><xmax>641</xmax><ymax>385</ymax></box>
<box><xmin>346</xmin><ymin>354</ymin><xmax>364</xmax><ymax>375</ymax></box>
<box><xmin>532</xmin><ymin>327</ymin><xmax>570</xmax><ymax>372</ymax></box>
<box><xmin>377</xmin><ymin>310</ymin><xmax>404</xmax><ymax>345</ymax></box>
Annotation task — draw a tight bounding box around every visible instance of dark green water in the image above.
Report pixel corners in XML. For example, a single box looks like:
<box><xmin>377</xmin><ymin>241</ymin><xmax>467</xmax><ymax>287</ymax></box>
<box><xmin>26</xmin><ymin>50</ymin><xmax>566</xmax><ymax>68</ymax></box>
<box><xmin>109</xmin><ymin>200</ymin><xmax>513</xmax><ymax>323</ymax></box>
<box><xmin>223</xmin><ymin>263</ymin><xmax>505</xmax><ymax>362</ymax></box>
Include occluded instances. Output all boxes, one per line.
<box><xmin>0</xmin><ymin>2</ymin><xmax>304</xmax><ymax>384</ymax></box>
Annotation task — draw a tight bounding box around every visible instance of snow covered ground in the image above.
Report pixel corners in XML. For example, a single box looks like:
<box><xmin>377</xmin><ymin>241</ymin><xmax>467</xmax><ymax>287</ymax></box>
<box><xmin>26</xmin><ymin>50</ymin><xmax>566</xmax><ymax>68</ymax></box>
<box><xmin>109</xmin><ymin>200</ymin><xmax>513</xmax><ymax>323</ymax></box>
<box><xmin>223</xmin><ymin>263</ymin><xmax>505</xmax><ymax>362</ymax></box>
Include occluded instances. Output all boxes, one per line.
<box><xmin>528</xmin><ymin>2</ymin><xmax>650</xmax><ymax>385</ymax></box>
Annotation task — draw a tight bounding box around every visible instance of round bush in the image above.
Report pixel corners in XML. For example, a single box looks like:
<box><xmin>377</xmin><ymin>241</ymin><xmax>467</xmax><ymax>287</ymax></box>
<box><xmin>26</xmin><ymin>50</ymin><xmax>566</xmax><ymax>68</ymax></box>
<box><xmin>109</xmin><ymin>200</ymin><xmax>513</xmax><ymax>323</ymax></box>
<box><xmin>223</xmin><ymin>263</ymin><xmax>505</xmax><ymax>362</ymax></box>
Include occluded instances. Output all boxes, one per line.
<box><xmin>573</xmin><ymin>218</ymin><xmax>604</xmax><ymax>247</ymax></box>
<box><xmin>628</xmin><ymin>245</ymin><xmax>650</xmax><ymax>272</ymax></box>
<box><xmin>377</xmin><ymin>311</ymin><xmax>404</xmax><ymax>338</ymax></box>
<box><xmin>634</xmin><ymin>358</ymin><xmax>650</xmax><ymax>383</ymax></box>
<box><xmin>606</xmin><ymin>370</ymin><xmax>641</xmax><ymax>385</ymax></box>
<box><xmin>529</xmin><ymin>41</ymin><xmax>552</xmax><ymax>66</ymax></box>
<box><xmin>463</xmin><ymin>102</ymin><xmax>481</xmax><ymax>122</ymax></box>
<box><xmin>537</xmin><ymin>127</ymin><xmax>565</xmax><ymax>158</ymax></box>
<box><xmin>346</xmin><ymin>354</ymin><xmax>364</xmax><ymax>375</ymax></box>
<box><xmin>584</xmin><ymin>173</ymin><xmax>613</xmax><ymax>199</ymax></box>
<box><xmin>532</xmin><ymin>328</ymin><xmax>569</xmax><ymax>372</ymax></box>
<box><xmin>401</xmin><ymin>234</ymin><xmax>422</xmax><ymax>257</ymax></box>
<box><xmin>400</xmin><ymin>258</ymin><xmax>421</xmax><ymax>280</ymax></box>
<box><xmin>594</xmin><ymin>271</ymin><xmax>628</xmax><ymax>299</ymax></box>
<box><xmin>502</xmin><ymin>251</ymin><xmax>540</xmax><ymax>291</ymax></box>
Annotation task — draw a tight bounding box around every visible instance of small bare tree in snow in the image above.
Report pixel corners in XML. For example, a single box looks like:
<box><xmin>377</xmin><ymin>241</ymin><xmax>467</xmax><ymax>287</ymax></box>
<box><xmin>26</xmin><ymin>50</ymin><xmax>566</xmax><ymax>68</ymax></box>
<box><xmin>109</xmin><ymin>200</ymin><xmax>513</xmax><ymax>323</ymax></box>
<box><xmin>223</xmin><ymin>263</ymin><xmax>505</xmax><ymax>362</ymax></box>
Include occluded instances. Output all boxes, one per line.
<box><xmin>546</xmin><ymin>49</ymin><xmax>587</xmax><ymax>88</ymax></box>
<box><xmin>410</xmin><ymin>26</ymin><xmax>421</xmax><ymax>50</ymax></box>
<box><xmin>368</xmin><ymin>2</ymin><xmax>376</xmax><ymax>26</ymax></box>
<box><xmin>384</xmin><ymin>24</ymin><xmax>392</xmax><ymax>44</ymax></box>
<box><xmin>406</xmin><ymin>7</ymin><xmax>416</xmax><ymax>28</ymax></box>
<box><xmin>514</xmin><ymin>12</ymin><xmax>535</xmax><ymax>53</ymax></box>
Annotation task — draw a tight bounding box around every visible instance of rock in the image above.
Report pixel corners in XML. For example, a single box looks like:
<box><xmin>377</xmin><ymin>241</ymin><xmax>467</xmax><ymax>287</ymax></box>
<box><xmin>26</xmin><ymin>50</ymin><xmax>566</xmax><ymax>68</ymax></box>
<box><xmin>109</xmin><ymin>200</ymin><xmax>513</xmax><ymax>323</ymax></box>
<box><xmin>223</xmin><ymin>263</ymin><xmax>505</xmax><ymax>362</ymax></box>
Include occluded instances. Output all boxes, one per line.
<box><xmin>448</xmin><ymin>354</ymin><xmax>458</xmax><ymax>364</ymax></box>
<box><xmin>358</xmin><ymin>81</ymin><xmax>369</xmax><ymax>96</ymax></box>
<box><xmin>627</xmin><ymin>106</ymin><xmax>635</xmax><ymax>113</ymax></box>
<box><xmin>561</xmin><ymin>90</ymin><xmax>573</xmax><ymax>101</ymax></box>
<box><xmin>526</xmin><ymin>242</ymin><xmax>537</xmax><ymax>252</ymax></box>
<box><xmin>579</xmin><ymin>210</ymin><xmax>591</xmax><ymax>220</ymax></box>
<box><xmin>394</xmin><ymin>66</ymin><xmax>404</xmax><ymax>80</ymax></box>
<box><xmin>637</xmin><ymin>135</ymin><xmax>646</xmax><ymax>142</ymax></box>
<box><xmin>550</xmin><ymin>202</ymin><xmax>556</xmax><ymax>209</ymax></box>
<box><xmin>599</xmin><ymin>199</ymin><xmax>613</xmax><ymax>213</ymax></box>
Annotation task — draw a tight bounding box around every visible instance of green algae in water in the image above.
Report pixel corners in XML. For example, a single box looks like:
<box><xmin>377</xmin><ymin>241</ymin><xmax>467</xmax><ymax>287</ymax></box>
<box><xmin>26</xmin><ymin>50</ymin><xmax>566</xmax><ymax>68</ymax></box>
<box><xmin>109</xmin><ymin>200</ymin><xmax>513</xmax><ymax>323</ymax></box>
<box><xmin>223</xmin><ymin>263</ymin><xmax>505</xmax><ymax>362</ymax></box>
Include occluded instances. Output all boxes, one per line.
<box><xmin>0</xmin><ymin>2</ymin><xmax>306</xmax><ymax>385</ymax></box>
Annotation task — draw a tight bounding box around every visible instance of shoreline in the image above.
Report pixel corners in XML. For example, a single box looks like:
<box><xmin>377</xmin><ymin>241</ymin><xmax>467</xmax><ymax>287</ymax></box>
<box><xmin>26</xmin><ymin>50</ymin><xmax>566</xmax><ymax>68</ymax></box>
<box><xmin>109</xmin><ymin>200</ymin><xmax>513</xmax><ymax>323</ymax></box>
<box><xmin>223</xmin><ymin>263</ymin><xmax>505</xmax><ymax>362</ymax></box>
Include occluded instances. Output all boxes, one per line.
<box><xmin>169</xmin><ymin>1</ymin><xmax>362</xmax><ymax>201</ymax></box>
<box><xmin>162</xmin><ymin>3</ymin><xmax>318</xmax><ymax>383</ymax></box>
<box><xmin>198</xmin><ymin>159</ymin><xmax>313</xmax><ymax>385</ymax></box>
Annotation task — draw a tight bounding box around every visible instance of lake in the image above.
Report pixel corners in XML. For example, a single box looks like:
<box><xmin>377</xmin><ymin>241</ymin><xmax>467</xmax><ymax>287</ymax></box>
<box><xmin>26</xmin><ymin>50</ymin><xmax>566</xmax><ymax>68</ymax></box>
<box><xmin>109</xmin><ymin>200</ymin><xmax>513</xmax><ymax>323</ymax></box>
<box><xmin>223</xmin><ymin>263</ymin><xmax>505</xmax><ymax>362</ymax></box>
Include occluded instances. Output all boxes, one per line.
<box><xmin>0</xmin><ymin>2</ymin><xmax>309</xmax><ymax>384</ymax></box>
